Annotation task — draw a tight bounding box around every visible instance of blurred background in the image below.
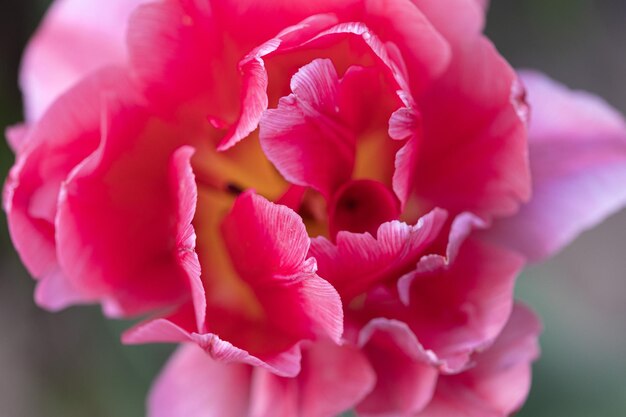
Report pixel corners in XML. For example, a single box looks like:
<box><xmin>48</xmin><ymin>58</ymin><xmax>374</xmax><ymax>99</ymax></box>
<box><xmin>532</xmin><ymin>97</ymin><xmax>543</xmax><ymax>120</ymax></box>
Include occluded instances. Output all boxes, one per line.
<box><xmin>1</xmin><ymin>0</ymin><xmax>625</xmax><ymax>416</ymax></box>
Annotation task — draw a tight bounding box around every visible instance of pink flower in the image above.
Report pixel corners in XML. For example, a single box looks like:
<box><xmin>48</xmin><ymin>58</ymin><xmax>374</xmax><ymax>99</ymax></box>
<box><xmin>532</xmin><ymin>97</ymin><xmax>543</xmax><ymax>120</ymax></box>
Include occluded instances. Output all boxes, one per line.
<box><xmin>4</xmin><ymin>0</ymin><xmax>626</xmax><ymax>416</ymax></box>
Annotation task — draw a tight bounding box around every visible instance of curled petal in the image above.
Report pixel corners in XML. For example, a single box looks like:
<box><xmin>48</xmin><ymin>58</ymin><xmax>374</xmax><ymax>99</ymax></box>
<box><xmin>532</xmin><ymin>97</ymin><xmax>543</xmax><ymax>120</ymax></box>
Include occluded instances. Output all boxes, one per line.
<box><xmin>260</xmin><ymin>59</ymin><xmax>354</xmax><ymax>198</ymax></box>
<box><xmin>356</xmin><ymin>319</ymin><xmax>439</xmax><ymax>417</ymax></box>
<box><xmin>410</xmin><ymin>11</ymin><xmax>531</xmax><ymax>218</ymax></box>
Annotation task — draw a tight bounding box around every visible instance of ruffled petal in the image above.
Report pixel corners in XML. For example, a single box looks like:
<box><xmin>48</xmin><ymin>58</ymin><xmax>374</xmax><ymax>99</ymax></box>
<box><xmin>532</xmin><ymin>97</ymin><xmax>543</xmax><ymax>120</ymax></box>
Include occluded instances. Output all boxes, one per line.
<box><xmin>356</xmin><ymin>319</ymin><xmax>438</xmax><ymax>417</ymax></box>
<box><xmin>310</xmin><ymin>208</ymin><xmax>447</xmax><ymax>301</ymax></box>
<box><xmin>417</xmin><ymin>303</ymin><xmax>541</xmax><ymax>417</ymax></box>
<box><xmin>396</xmin><ymin>214</ymin><xmax>525</xmax><ymax>371</ymax></box>
<box><xmin>486</xmin><ymin>71</ymin><xmax>626</xmax><ymax>261</ymax></box>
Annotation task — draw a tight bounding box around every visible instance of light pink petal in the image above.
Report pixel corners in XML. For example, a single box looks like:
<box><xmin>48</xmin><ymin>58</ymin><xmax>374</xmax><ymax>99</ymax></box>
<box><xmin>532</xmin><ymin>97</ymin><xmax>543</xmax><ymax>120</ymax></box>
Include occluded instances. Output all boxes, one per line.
<box><xmin>221</xmin><ymin>192</ymin><xmax>343</xmax><ymax>348</ymax></box>
<box><xmin>486</xmin><ymin>71</ymin><xmax>626</xmax><ymax>261</ymax></box>
<box><xmin>390</xmin><ymin>213</ymin><xmax>525</xmax><ymax>372</ymax></box>
<box><xmin>356</xmin><ymin>319</ymin><xmax>439</xmax><ymax>417</ymax></box>
<box><xmin>148</xmin><ymin>344</ymin><xmax>251</xmax><ymax>417</ymax></box>
<box><xmin>310</xmin><ymin>208</ymin><xmax>447</xmax><ymax>301</ymax></box>
<box><xmin>417</xmin><ymin>303</ymin><xmax>541</xmax><ymax>417</ymax></box>
<box><xmin>55</xmin><ymin>97</ymin><xmax>189</xmax><ymax>317</ymax></box>
<box><xmin>475</xmin><ymin>0</ymin><xmax>491</xmax><ymax>12</ymax></box>
<box><xmin>20</xmin><ymin>0</ymin><xmax>146</xmax><ymax>121</ymax></box>
<box><xmin>5</xmin><ymin>124</ymin><xmax>29</xmax><ymax>154</ymax></box>
<box><xmin>250</xmin><ymin>341</ymin><xmax>376</xmax><ymax>417</ymax></box>
<box><xmin>412</xmin><ymin>0</ymin><xmax>485</xmax><ymax>41</ymax></box>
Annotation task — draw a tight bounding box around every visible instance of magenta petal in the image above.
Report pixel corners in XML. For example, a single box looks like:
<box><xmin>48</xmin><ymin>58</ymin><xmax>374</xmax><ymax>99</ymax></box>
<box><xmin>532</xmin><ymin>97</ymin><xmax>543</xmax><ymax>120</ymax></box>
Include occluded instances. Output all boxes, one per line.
<box><xmin>55</xmin><ymin>97</ymin><xmax>189</xmax><ymax>317</ymax></box>
<box><xmin>148</xmin><ymin>344</ymin><xmax>251</xmax><ymax>417</ymax></box>
<box><xmin>218</xmin><ymin>14</ymin><xmax>340</xmax><ymax>150</ymax></box>
<box><xmin>311</xmin><ymin>208</ymin><xmax>447</xmax><ymax>301</ymax></box>
<box><xmin>20</xmin><ymin>0</ymin><xmax>146</xmax><ymax>120</ymax></box>
<box><xmin>486</xmin><ymin>71</ymin><xmax>626</xmax><ymax>261</ymax></box>
<box><xmin>410</xmin><ymin>12</ymin><xmax>530</xmax><ymax>218</ymax></box>
<box><xmin>260</xmin><ymin>59</ymin><xmax>354</xmax><ymax>197</ymax></box>
<box><xmin>459</xmin><ymin>303</ymin><xmax>542</xmax><ymax>415</ymax></box>
<box><xmin>221</xmin><ymin>192</ymin><xmax>343</xmax><ymax>345</ymax></box>
<box><xmin>356</xmin><ymin>319</ymin><xmax>439</xmax><ymax>417</ymax></box>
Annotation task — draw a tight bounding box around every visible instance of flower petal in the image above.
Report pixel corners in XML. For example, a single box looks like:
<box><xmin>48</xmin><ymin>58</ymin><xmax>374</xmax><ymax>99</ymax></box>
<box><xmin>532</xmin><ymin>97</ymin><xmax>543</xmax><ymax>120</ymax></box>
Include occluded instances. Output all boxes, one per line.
<box><xmin>20</xmin><ymin>0</ymin><xmax>146</xmax><ymax>120</ymax></box>
<box><xmin>409</xmin><ymin>4</ymin><xmax>531</xmax><ymax>218</ymax></box>
<box><xmin>250</xmin><ymin>341</ymin><xmax>376</xmax><ymax>417</ymax></box>
<box><xmin>417</xmin><ymin>303</ymin><xmax>541</xmax><ymax>417</ymax></box>
<box><xmin>311</xmin><ymin>208</ymin><xmax>447</xmax><ymax>301</ymax></box>
<box><xmin>356</xmin><ymin>319</ymin><xmax>439</xmax><ymax>417</ymax></box>
<box><xmin>396</xmin><ymin>214</ymin><xmax>525</xmax><ymax>371</ymax></box>
<box><xmin>55</xmin><ymin>96</ymin><xmax>190</xmax><ymax>317</ymax></box>
<box><xmin>3</xmin><ymin>68</ymin><xmax>131</xmax><ymax>311</ymax></box>
<box><xmin>486</xmin><ymin>71</ymin><xmax>626</xmax><ymax>261</ymax></box>
<box><xmin>259</xmin><ymin>59</ymin><xmax>354</xmax><ymax>198</ymax></box>
<box><xmin>220</xmin><ymin>192</ymin><xmax>344</xmax><ymax>347</ymax></box>
<box><xmin>148</xmin><ymin>344</ymin><xmax>251</xmax><ymax>417</ymax></box>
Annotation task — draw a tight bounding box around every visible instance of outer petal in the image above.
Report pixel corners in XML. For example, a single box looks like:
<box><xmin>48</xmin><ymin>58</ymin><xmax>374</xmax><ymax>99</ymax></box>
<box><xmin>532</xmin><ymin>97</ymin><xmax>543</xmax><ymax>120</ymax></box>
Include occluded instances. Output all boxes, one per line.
<box><xmin>55</xmin><ymin>97</ymin><xmax>190</xmax><ymax>317</ymax></box>
<box><xmin>148</xmin><ymin>344</ymin><xmax>251</xmax><ymax>417</ymax></box>
<box><xmin>410</xmin><ymin>0</ymin><xmax>530</xmax><ymax>219</ymax></box>
<box><xmin>126</xmin><ymin>193</ymin><xmax>344</xmax><ymax>377</ymax></box>
<box><xmin>310</xmin><ymin>208</ymin><xmax>447</xmax><ymax>301</ymax></box>
<box><xmin>20</xmin><ymin>0</ymin><xmax>146</xmax><ymax>120</ymax></box>
<box><xmin>3</xmin><ymin>68</ymin><xmax>132</xmax><ymax>311</ymax></box>
<box><xmin>486</xmin><ymin>71</ymin><xmax>626</xmax><ymax>261</ymax></box>
<box><xmin>417</xmin><ymin>303</ymin><xmax>542</xmax><ymax>417</ymax></box>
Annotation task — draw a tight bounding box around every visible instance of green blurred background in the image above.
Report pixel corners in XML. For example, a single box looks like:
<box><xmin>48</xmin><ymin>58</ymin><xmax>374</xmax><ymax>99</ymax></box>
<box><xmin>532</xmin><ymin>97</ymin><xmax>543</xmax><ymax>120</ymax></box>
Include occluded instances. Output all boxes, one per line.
<box><xmin>1</xmin><ymin>1</ymin><xmax>625</xmax><ymax>416</ymax></box>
